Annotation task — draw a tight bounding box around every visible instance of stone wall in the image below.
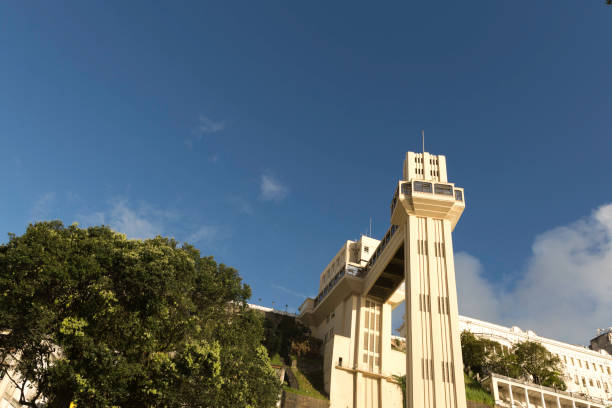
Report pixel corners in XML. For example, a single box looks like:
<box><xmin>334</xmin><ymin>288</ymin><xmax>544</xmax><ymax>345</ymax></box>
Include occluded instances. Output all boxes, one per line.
<box><xmin>281</xmin><ymin>390</ymin><xmax>329</xmax><ymax>408</ymax></box>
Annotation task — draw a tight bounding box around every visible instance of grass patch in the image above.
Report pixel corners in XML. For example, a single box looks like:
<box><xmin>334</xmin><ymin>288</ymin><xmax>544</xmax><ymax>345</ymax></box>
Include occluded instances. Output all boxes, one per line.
<box><xmin>283</xmin><ymin>384</ymin><xmax>328</xmax><ymax>401</ymax></box>
<box><xmin>464</xmin><ymin>373</ymin><xmax>494</xmax><ymax>407</ymax></box>
<box><xmin>292</xmin><ymin>366</ymin><xmax>329</xmax><ymax>400</ymax></box>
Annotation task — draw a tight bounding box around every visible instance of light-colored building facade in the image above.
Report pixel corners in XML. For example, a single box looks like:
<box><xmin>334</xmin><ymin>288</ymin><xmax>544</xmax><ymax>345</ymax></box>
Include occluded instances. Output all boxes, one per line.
<box><xmin>299</xmin><ymin>150</ymin><xmax>468</xmax><ymax>408</ymax></box>
<box><xmin>460</xmin><ymin>316</ymin><xmax>612</xmax><ymax>407</ymax></box>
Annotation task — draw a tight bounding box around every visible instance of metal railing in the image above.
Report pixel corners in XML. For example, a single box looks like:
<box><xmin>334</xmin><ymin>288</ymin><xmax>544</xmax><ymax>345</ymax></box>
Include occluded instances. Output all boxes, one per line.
<box><xmin>391</xmin><ymin>181</ymin><xmax>464</xmax><ymax>216</ymax></box>
<box><xmin>363</xmin><ymin>224</ymin><xmax>399</xmax><ymax>275</ymax></box>
<box><xmin>313</xmin><ymin>264</ymin><xmax>365</xmax><ymax>307</ymax></box>
<box><xmin>487</xmin><ymin>372</ymin><xmax>609</xmax><ymax>406</ymax></box>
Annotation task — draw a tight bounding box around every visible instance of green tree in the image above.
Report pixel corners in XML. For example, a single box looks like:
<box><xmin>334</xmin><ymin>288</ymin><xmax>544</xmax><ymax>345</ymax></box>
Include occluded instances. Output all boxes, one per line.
<box><xmin>512</xmin><ymin>341</ymin><xmax>566</xmax><ymax>390</ymax></box>
<box><xmin>461</xmin><ymin>331</ymin><xmax>503</xmax><ymax>377</ymax></box>
<box><xmin>0</xmin><ymin>221</ymin><xmax>280</xmax><ymax>408</ymax></box>
<box><xmin>461</xmin><ymin>331</ymin><xmax>566</xmax><ymax>391</ymax></box>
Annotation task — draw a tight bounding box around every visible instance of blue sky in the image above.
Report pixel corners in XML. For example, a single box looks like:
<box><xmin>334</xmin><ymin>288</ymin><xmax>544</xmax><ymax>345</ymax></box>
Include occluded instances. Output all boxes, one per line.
<box><xmin>1</xmin><ymin>2</ymin><xmax>611</xmax><ymax>343</ymax></box>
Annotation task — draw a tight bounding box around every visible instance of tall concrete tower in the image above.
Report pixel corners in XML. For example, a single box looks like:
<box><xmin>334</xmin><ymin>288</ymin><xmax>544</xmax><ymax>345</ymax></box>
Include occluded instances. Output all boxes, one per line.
<box><xmin>298</xmin><ymin>150</ymin><xmax>467</xmax><ymax>408</ymax></box>
<box><xmin>391</xmin><ymin>151</ymin><xmax>467</xmax><ymax>408</ymax></box>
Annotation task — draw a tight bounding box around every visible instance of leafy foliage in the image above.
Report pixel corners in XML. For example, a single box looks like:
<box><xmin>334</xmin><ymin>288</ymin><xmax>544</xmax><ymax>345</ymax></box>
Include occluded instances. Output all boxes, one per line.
<box><xmin>512</xmin><ymin>341</ymin><xmax>566</xmax><ymax>390</ymax></box>
<box><xmin>0</xmin><ymin>221</ymin><xmax>281</xmax><ymax>408</ymax></box>
<box><xmin>461</xmin><ymin>331</ymin><xmax>566</xmax><ymax>390</ymax></box>
<box><xmin>262</xmin><ymin>314</ymin><xmax>319</xmax><ymax>362</ymax></box>
<box><xmin>463</xmin><ymin>373</ymin><xmax>494</xmax><ymax>407</ymax></box>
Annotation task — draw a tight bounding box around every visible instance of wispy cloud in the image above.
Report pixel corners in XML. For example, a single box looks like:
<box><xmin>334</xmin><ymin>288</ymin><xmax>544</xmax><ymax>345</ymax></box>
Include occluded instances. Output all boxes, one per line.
<box><xmin>228</xmin><ymin>195</ymin><xmax>254</xmax><ymax>215</ymax></box>
<box><xmin>186</xmin><ymin>115</ymin><xmax>225</xmax><ymax>149</ymax></box>
<box><xmin>271</xmin><ymin>284</ymin><xmax>310</xmax><ymax>299</ymax></box>
<box><xmin>259</xmin><ymin>173</ymin><xmax>288</xmax><ymax>202</ymax></box>
<box><xmin>77</xmin><ymin>198</ymin><xmax>228</xmax><ymax>251</ymax></box>
<box><xmin>455</xmin><ymin>203</ymin><xmax>612</xmax><ymax>344</ymax></box>
<box><xmin>31</xmin><ymin>192</ymin><xmax>58</xmax><ymax>221</ymax></box>
<box><xmin>187</xmin><ymin>225</ymin><xmax>228</xmax><ymax>245</ymax></box>
<box><xmin>197</xmin><ymin>115</ymin><xmax>224</xmax><ymax>135</ymax></box>
<box><xmin>77</xmin><ymin>199</ymin><xmax>168</xmax><ymax>239</ymax></box>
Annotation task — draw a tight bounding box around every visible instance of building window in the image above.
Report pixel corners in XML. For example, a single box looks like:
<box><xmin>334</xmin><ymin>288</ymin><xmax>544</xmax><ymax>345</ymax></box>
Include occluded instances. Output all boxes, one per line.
<box><xmin>571</xmin><ymin>357</ymin><xmax>574</xmax><ymax>365</ymax></box>
<box><xmin>582</xmin><ymin>377</ymin><xmax>587</xmax><ymax>387</ymax></box>
<box><xmin>575</xmin><ymin>375</ymin><xmax>579</xmax><ymax>385</ymax></box>
<box><xmin>586</xmin><ymin>361</ymin><xmax>590</xmax><ymax>369</ymax></box>
<box><xmin>362</xmin><ymin>299</ymin><xmax>381</xmax><ymax>373</ymax></box>
<box><xmin>589</xmin><ymin>379</ymin><xmax>594</xmax><ymax>387</ymax></box>
<box><xmin>597</xmin><ymin>380</ymin><xmax>601</xmax><ymax>388</ymax></box>
<box><xmin>434</xmin><ymin>183</ymin><xmax>453</xmax><ymax>196</ymax></box>
<box><xmin>607</xmin><ymin>366</ymin><xmax>611</xmax><ymax>375</ymax></box>
<box><xmin>364</xmin><ymin>246</ymin><xmax>369</xmax><ymax>253</ymax></box>
<box><xmin>414</xmin><ymin>181</ymin><xmax>432</xmax><ymax>193</ymax></box>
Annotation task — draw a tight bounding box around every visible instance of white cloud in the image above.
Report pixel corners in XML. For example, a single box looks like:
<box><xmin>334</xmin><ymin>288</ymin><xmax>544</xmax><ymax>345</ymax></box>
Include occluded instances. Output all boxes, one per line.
<box><xmin>31</xmin><ymin>192</ymin><xmax>57</xmax><ymax>221</ymax></box>
<box><xmin>455</xmin><ymin>203</ymin><xmax>612</xmax><ymax>345</ymax></box>
<box><xmin>271</xmin><ymin>284</ymin><xmax>310</xmax><ymax>299</ymax></box>
<box><xmin>185</xmin><ymin>115</ymin><xmax>225</xmax><ymax>149</ymax></box>
<box><xmin>107</xmin><ymin>200</ymin><xmax>165</xmax><ymax>239</ymax></box>
<box><xmin>187</xmin><ymin>225</ymin><xmax>220</xmax><ymax>244</ymax></box>
<box><xmin>77</xmin><ymin>199</ymin><xmax>227</xmax><ymax>250</ymax></box>
<box><xmin>259</xmin><ymin>174</ymin><xmax>288</xmax><ymax>202</ymax></box>
<box><xmin>197</xmin><ymin>115</ymin><xmax>224</xmax><ymax>135</ymax></box>
<box><xmin>77</xmin><ymin>199</ymin><xmax>168</xmax><ymax>240</ymax></box>
<box><xmin>228</xmin><ymin>195</ymin><xmax>254</xmax><ymax>214</ymax></box>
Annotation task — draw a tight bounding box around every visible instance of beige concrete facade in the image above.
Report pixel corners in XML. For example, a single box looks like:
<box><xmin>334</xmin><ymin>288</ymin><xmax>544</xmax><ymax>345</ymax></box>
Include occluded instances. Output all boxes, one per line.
<box><xmin>484</xmin><ymin>373</ymin><xmax>608</xmax><ymax>408</ymax></box>
<box><xmin>299</xmin><ymin>151</ymin><xmax>468</xmax><ymax>408</ymax></box>
<box><xmin>459</xmin><ymin>316</ymin><xmax>612</xmax><ymax>405</ymax></box>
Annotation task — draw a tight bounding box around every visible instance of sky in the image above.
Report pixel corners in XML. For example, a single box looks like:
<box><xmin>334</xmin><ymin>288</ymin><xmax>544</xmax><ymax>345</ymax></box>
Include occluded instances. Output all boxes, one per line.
<box><xmin>1</xmin><ymin>2</ymin><xmax>611</xmax><ymax>345</ymax></box>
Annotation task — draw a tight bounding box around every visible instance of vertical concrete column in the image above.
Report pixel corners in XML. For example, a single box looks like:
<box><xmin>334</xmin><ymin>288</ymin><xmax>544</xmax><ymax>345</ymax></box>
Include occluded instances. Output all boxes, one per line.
<box><xmin>509</xmin><ymin>385</ymin><xmax>515</xmax><ymax>407</ymax></box>
<box><xmin>404</xmin><ymin>215</ymin><xmax>423</xmax><ymax>408</ymax></box>
<box><xmin>380</xmin><ymin>302</ymin><xmax>392</xmax><ymax>374</ymax></box>
<box><xmin>492</xmin><ymin>377</ymin><xmax>500</xmax><ymax>401</ymax></box>
<box><xmin>380</xmin><ymin>302</ymin><xmax>393</xmax><ymax>408</ymax></box>
<box><xmin>422</xmin><ymin>152</ymin><xmax>431</xmax><ymax>180</ymax></box>
<box><xmin>354</xmin><ymin>296</ymin><xmax>366</xmax><ymax>408</ymax></box>
<box><xmin>540</xmin><ymin>391</ymin><xmax>547</xmax><ymax>408</ymax></box>
<box><xmin>556</xmin><ymin>396</ymin><xmax>561</xmax><ymax>408</ymax></box>
<box><xmin>442</xmin><ymin>219</ymin><xmax>467</xmax><ymax>408</ymax></box>
<box><xmin>571</xmin><ymin>400</ymin><xmax>576</xmax><ymax>408</ymax></box>
<box><xmin>524</xmin><ymin>388</ymin><xmax>530</xmax><ymax>407</ymax></box>
<box><xmin>426</xmin><ymin>217</ymin><xmax>444</xmax><ymax>407</ymax></box>
<box><xmin>354</xmin><ymin>372</ymin><xmax>365</xmax><ymax>408</ymax></box>
<box><xmin>348</xmin><ymin>295</ymin><xmax>359</xmax><ymax>369</ymax></box>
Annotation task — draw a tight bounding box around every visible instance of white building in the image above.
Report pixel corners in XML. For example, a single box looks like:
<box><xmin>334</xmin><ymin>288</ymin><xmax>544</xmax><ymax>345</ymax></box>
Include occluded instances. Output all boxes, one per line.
<box><xmin>299</xmin><ymin>150</ymin><xmax>468</xmax><ymax>408</ymax></box>
<box><xmin>460</xmin><ymin>316</ymin><xmax>612</xmax><ymax>406</ymax></box>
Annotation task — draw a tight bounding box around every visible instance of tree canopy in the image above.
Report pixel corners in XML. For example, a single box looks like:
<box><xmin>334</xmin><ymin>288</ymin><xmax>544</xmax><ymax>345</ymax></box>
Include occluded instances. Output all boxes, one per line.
<box><xmin>461</xmin><ymin>331</ymin><xmax>566</xmax><ymax>390</ymax></box>
<box><xmin>0</xmin><ymin>221</ymin><xmax>280</xmax><ymax>408</ymax></box>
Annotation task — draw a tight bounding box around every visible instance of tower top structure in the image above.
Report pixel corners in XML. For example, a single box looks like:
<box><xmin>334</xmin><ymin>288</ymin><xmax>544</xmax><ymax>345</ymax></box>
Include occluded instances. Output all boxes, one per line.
<box><xmin>393</xmin><ymin>151</ymin><xmax>464</xmax><ymax>230</ymax></box>
<box><xmin>403</xmin><ymin>151</ymin><xmax>448</xmax><ymax>182</ymax></box>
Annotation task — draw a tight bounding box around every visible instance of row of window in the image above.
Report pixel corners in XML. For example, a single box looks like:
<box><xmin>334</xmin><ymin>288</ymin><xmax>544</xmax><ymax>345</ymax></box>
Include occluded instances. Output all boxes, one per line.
<box><xmin>363</xmin><ymin>300</ymin><xmax>381</xmax><ymax>373</ymax></box>
<box><xmin>417</xmin><ymin>294</ymin><xmax>450</xmax><ymax>315</ymax></box>
<box><xmin>363</xmin><ymin>224</ymin><xmax>399</xmax><ymax>274</ymax></box>
<box><xmin>559</xmin><ymin>353</ymin><xmax>612</xmax><ymax>375</ymax></box>
<box><xmin>321</xmin><ymin>255</ymin><xmax>346</xmax><ymax>287</ymax></box>
<box><xmin>414</xmin><ymin>157</ymin><xmax>439</xmax><ymax>165</ymax></box>
<box><xmin>574</xmin><ymin>375</ymin><xmax>611</xmax><ymax>393</ymax></box>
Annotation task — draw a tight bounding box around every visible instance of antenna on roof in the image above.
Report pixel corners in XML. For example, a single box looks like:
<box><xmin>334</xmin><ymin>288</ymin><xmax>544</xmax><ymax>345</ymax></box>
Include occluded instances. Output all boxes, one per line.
<box><xmin>369</xmin><ymin>218</ymin><xmax>372</xmax><ymax>237</ymax></box>
<box><xmin>422</xmin><ymin>130</ymin><xmax>425</xmax><ymax>154</ymax></box>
